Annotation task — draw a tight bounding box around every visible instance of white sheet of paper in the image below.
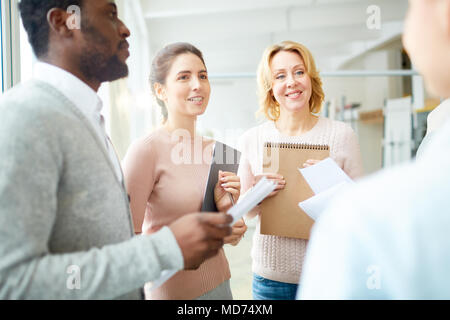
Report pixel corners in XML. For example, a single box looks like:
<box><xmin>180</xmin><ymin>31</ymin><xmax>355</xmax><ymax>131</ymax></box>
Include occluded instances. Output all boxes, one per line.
<box><xmin>298</xmin><ymin>181</ymin><xmax>350</xmax><ymax>221</ymax></box>
<box><xmin>149</xmin><ymin>178</ymin><xmax>277</xmax><ymax>292</ymax></box>
<box><xmin>228</xmin><ymin>177</ymin><xmax>277</xmax><ymax>225</ymax></box>
<box><xmin>299</xmin><ymin>157</ymin><xmax>353</xmax><ymax>194</ymax></box>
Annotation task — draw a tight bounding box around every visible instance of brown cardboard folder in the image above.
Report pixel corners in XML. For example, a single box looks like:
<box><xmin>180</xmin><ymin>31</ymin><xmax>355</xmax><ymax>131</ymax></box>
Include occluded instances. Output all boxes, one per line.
<box><xmin>260</xmin><ymin>142</ymin><xmax>330</xmax><ymax>239</ymax></box>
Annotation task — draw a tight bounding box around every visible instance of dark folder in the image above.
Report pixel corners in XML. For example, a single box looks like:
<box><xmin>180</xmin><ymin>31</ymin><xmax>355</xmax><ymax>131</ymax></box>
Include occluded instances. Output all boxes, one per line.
<box><xmin>201</xmin><ymin>141</ymin><xmax>241</xmax><ymax>212</ymax></box>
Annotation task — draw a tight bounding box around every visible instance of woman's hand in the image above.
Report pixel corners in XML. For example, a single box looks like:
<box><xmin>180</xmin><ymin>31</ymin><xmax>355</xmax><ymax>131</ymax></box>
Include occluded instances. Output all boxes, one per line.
<box><xmin>214</xmin><ymin>171</ymin><xmax>241</xmax><ymax>212</ymax></box>
<box><xmin>302</xmin><ymin>159</ymin><xmax>321</xmax><ymax>168</ymax></box>
<box><xmin>224</xmin><ymin>218</ymin><xmax>248</xmax><ymax>246</ymax></box>
<box><xmin>254</xmin><ymin>173</ymin><xmax>285</xmax><ymax>198</ymax></box>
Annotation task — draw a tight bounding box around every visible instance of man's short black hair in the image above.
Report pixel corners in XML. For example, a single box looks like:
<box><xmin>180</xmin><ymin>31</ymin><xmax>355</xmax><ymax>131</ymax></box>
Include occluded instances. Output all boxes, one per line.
<box><xmin>19</xmin><ymin>0</ymin><xmax>84</xmax><ymax>58</ymax></box>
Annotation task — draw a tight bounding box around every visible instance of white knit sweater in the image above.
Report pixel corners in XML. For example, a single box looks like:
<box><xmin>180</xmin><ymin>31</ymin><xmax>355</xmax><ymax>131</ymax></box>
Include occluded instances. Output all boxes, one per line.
<box><xmin>237</xmin><ymin>117</ymin><xmax>364</xmax><ymax>284</ymax></box>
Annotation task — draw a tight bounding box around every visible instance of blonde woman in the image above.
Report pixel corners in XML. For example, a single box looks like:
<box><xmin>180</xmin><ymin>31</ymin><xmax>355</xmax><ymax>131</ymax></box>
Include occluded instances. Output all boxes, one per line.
<box><xmin>238</xmin><ymin>41</ymin><xmax>364</xmax><ymax>300</ymax></box>
<box><xmin>123</xmin><ymin>43</ymin><xmax>247</xmax><ymax>300</ymax></box>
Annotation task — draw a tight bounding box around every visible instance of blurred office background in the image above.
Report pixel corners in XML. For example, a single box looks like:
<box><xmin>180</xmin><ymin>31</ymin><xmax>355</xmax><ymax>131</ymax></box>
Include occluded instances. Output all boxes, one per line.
<box><xmin>1</xmin><ymin>0</ymin><xmax>444</xmax><ymax>299</ymax></box>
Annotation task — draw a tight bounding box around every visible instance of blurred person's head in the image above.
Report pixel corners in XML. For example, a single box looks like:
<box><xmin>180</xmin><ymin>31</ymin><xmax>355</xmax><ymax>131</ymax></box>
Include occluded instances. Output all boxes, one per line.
<box><xmin>403</xmin><ymin>0</ymin><xmax>450</xmax><ymax>98</ymax></box>
<box><xmin>257</xmin><ymin>41</ymin><xmax>324</xmax><ymax>121</ymax></box>
<box><xmin>150</xmin><ymin>42</ymin><xmax>210</xmax><ymax>123</ymax></box>
<box><xmin>19</xmin><ymin>0</ymin><xmax>130</xmax><ymax>88</ymax></box>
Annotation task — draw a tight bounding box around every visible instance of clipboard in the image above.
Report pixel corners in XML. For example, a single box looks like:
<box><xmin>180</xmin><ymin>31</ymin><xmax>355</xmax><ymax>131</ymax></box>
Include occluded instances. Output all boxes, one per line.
<box><xmin>201</xmin><ymin>141</ymin><xmax>241</xmax><ymax>212</ymax></box>
<box><xmin>260</xmin><ymin>142</ymin><xmax>330</xmax><ymax>239</ymax></box>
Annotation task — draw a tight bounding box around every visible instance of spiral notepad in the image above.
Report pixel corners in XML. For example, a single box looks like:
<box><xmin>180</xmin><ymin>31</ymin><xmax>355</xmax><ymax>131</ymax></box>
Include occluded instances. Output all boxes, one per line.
<box><xmin>260</xmin><ymin>142</ymin><xmax>330</xmax><ymax>239</ymax></box>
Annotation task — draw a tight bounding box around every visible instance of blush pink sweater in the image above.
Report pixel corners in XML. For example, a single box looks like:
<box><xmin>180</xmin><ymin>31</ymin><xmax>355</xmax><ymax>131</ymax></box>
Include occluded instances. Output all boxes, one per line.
<box><xmin>238</xmin><ymin>118</ymin><xmax>364</xmax><ymax>284</ymax></box>
<box><xmin>122</xmin><ymin>127</ymin><xmax>231</xmax><ymax>300</ymax></box>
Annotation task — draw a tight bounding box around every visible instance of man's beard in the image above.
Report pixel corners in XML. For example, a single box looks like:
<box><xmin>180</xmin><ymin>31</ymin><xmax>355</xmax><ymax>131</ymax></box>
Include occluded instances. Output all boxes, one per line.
<box><xmin>78</xmin><ymin>23</ymin><xmax>129</xmax><ymax>83</ymax></box>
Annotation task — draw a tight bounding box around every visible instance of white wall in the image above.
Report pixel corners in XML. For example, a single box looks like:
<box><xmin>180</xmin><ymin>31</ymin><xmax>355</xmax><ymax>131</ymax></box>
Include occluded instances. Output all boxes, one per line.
<box><xmin>197</xmin><ymin>78</ymin><xmax>262</xmax><ymax>149</ymax></box>
<box><xmin>322</xmin><ymin>43</ymin><xmax>405</xmax><ymax>174</ymax></box>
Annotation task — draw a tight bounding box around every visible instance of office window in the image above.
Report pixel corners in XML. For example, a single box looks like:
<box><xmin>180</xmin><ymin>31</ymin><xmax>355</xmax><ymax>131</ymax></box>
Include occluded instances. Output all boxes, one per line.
<box><xmin>1</xmin><ymin>0</ymin><xmax>21</xmax><ymax>93</ymax></box>
<box><xmin>1</xmin><ymin>1</ymin><xmax>6</xmax><ymax>93</ymax></box>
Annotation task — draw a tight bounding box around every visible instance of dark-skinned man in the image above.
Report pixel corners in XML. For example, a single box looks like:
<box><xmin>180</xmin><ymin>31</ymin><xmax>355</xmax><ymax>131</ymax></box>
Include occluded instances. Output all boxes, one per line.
<box><xmin>0</xmin><ymin>0</ymin><xmax>232</xmax><ymax>299</ymax></box>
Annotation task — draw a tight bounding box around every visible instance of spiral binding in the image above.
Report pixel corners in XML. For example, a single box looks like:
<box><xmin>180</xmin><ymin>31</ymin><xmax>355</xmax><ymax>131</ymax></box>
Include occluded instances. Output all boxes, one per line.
<box><xmin>264</xmin><ymin>142</ymin><xmax>329</xmax><ymax>151</ymax></box>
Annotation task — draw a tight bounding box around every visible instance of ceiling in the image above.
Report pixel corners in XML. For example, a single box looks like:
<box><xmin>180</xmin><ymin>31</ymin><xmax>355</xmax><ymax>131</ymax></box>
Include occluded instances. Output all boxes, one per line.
<box><xmin>139</xmin><ymin>0</ymin><xmax>409</xmax><ymax>75</ymax></box>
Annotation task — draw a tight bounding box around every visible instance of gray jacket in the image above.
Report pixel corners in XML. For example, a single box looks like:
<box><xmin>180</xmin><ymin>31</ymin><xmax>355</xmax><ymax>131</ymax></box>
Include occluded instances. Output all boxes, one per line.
<box><xmin>0</xmin><ymin>80</ymin><xmax>183</xmax><ymax>299</ymax></box>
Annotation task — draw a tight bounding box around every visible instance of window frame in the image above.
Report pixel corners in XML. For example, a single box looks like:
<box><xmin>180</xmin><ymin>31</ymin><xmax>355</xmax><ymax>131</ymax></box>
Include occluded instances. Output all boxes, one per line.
<box><xmin>1</xmin><ymin>0</ymin><xmax>21</xmax><ymax>93</ymax></box>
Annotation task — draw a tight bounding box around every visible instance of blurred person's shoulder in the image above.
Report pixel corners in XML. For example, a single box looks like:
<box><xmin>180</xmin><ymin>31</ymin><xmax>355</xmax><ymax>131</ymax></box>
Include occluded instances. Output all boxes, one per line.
<box><xmin>420</xmin><ymin>118</ymin><xmax>450</xmax><ymax>163</ymax></box>
<box><xmin>321</xmin><ymin>132</ymin><xmax>450</xmax><ymax>231</ymax></box>
<box><xmin>427</xmin><ymin>99</ymin><xmax>450</xmax><ymax>134</ymax></box>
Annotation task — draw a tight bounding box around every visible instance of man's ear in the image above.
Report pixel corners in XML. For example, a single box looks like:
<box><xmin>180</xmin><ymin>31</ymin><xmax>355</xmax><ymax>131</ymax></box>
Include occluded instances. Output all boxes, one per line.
<box><xmin>154</xmin><ymin>82</ymin><xmax>166</xmax><ymax>101</ymax></box>
<box><xmin>47</xmin><ymin>8</ymin><xmax>73</xmax><ymax>38</ymax></box>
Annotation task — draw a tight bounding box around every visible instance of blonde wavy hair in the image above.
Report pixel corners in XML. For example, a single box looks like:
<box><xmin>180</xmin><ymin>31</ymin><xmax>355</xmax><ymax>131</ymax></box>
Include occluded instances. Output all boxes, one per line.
<box><xmin>256</xmin><ymin>41</ymin><xmax>325</xmax><ymax>121</ymax></box>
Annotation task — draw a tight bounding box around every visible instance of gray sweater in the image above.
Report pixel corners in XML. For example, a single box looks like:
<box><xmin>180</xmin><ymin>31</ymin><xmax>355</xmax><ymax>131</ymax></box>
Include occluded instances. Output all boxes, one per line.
<box><xmin>0</xmin><ymin>81</ymin><xmax>183</xmax><ymax>299</ymax></box>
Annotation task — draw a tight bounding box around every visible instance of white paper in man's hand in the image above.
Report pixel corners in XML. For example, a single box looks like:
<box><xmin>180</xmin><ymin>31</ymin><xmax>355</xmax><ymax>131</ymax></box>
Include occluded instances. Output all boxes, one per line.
<box><xmin>227</xmin><ymin>177</ymin><xmax>277</xmax><ymax>225</ymax></box>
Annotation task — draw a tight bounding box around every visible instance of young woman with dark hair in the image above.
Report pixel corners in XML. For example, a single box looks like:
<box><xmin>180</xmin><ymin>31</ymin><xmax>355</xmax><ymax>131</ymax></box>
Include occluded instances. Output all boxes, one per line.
<box><xmin>123</xmin><ymin>42</ymin><xmax>247</xmax><ymax>300</ymax></box>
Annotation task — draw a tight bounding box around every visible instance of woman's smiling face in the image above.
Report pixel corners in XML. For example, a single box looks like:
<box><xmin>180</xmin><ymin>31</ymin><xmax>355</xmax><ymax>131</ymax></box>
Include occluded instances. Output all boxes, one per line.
<box><xmin>162</xmin><ymin>53</ymin><xmax>211</xmax><ymax>118</ymax></box>
<box><xmin>270</xmin><ymin>50</ymin><xmax>313</xmax><ymax>114</ymax></box>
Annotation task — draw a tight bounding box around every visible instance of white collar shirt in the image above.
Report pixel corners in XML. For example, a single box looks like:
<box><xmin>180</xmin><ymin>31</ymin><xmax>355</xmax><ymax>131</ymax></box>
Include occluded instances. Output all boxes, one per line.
<box><xmin>33</xmin><ymin>62</ymin><xmax>123</xmax><ymax>183</ymax></box>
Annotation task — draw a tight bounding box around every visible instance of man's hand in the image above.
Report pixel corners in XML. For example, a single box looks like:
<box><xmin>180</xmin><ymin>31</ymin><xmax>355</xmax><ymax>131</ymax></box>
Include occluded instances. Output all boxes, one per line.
<box><xmin>169</xmin><ymin>212</ymin><xmax>232</xmax><ymax>270</ymax></box>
